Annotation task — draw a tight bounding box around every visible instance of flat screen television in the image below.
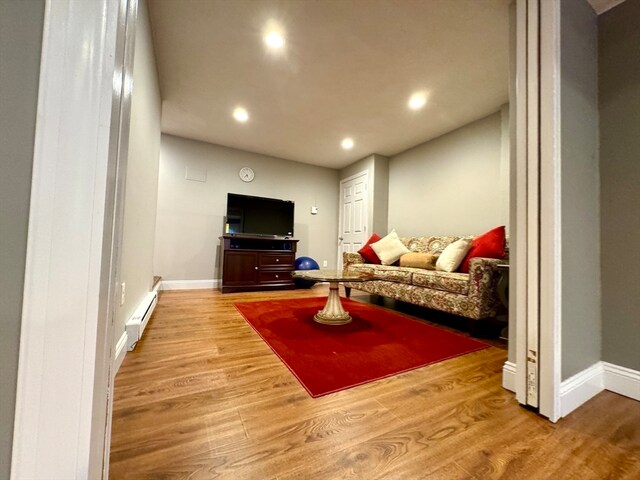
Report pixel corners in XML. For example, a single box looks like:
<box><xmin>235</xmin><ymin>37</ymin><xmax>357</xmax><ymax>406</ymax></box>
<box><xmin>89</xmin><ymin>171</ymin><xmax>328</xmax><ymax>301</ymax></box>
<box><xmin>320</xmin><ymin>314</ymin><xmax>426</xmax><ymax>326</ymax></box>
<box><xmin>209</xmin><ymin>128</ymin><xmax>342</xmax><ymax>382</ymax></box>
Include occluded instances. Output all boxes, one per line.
<box><xmin>226</xmin><ymin>193</ymin><xmax>294</xmax><ymax>237</ymax></box>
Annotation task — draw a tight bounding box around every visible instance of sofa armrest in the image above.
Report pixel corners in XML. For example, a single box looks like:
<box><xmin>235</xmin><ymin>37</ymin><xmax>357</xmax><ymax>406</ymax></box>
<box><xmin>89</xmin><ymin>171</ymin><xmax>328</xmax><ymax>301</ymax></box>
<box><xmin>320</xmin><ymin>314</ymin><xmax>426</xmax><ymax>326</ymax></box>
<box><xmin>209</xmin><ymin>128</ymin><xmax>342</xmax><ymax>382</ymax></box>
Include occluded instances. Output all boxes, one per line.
<box><xmin>467</xmin><ymin>257</ymin><xmax>504</xmax><ymax>319</ymax></box>
<box><xmin>343</xmin><ymin>252</ymin><xmax>365</xmax><ymax>271</ymax></box>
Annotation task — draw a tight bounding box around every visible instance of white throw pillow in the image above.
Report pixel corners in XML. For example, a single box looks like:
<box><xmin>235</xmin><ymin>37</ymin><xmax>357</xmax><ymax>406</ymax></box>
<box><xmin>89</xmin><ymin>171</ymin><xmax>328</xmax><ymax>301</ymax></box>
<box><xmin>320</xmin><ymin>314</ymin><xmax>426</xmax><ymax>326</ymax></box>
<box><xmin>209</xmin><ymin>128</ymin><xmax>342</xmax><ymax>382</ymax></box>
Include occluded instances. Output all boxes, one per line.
<box><xmin>370</xmin><ymin>230</ymin><xmax>410</xmax><ymax>265</ymax></box>
<box><xmin>436</xmin><ymin>239</ymin><xmax>472</xmax><ymax>272</ymax></box>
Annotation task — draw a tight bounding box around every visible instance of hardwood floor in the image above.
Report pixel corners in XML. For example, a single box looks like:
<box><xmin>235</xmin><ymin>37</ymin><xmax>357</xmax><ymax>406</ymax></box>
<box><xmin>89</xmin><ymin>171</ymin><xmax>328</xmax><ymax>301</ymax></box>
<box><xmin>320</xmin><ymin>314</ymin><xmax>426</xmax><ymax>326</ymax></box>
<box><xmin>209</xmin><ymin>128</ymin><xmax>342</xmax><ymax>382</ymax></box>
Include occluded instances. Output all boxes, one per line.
<box><xmin>110</xmin><ymin>287</ymin><xmax>640</xmax><ymax>479</ymax></box>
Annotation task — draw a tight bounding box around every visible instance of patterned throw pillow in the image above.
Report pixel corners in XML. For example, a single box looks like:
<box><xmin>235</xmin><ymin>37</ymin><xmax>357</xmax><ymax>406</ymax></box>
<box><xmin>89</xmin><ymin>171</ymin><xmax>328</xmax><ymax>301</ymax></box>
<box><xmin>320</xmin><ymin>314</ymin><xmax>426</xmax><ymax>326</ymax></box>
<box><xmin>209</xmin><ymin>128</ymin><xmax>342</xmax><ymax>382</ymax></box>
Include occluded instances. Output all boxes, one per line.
<box><xmin>357</xmin><ymin>233</ymin><xmax>382</xmax><ymax>264</ymax></box>
<box><xmin>459</xmin><ymin>226</ymin><xmax>506</xmax><ymax>273</ymax></box>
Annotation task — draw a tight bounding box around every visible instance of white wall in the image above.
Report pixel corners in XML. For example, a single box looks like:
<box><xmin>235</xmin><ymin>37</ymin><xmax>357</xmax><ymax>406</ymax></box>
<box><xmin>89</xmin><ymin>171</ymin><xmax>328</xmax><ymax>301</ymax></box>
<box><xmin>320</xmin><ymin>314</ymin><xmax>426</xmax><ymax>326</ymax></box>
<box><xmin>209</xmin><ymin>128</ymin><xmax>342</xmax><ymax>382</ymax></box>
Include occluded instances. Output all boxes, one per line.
<box><xmin>388</xmin><ymin>110</ymin><xmax>508</xmax><ymax>237</ymax></box>
<box><xmin>0</xmin><ymin>1</ymin><xmax>45</xmax><ymax>476</ymax></box>
<box><xmin>559</xmin><ymin>0</ymin><xmax>601</xmax><ymax>380</ymax></box>
<box><xmin>154</xmin><ymin>134</ymin><xmax>340</xmax><ymax>281</ymax></box>
<box><xmin>116</xmin><ymin>0</ymin><xmax>161</xmax><ymax>347</ymax></box>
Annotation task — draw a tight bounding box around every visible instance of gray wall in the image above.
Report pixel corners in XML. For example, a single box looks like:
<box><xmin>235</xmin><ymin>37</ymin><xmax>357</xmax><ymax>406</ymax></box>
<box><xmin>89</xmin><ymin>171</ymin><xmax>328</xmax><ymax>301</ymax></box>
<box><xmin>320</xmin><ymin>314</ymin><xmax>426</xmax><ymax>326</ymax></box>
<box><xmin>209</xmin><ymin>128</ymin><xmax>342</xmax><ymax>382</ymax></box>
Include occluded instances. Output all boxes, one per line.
<box><xmin>372</xmin><ymin>155</ymin><xmax>390</xmax><ymax>236</ymax></box>
<box><xmin>339</xmin><ymin>154</ymin><xmax>389</xmax><ymax>235</ymax></box>
<box><xmin>154</xmin><ymin>135</ymin><xmax>340</xmax><ymax>280</ymax></box>
<box><xmin>115</xmin><ymin>0</ymin><xmax>161</xmax><ymax>349</ymax></box>
<box><xmin>388</xmin><ymin>110</ymin><xmax>508</xmax><ymax>237</ymax></box>
<box><xmin>0</xmin><ymin>0</ymin><xmax>45</xmax><ymax>476</ymax></box>
<box><xmin>599</xmin><ymin>0</ymin><xmax>640</xmax><ymax>371</ymax></box>
<box><xmin>560</xmin><ymin>0</ymin><xmax>601</xmax><ymax>380</ymax></box>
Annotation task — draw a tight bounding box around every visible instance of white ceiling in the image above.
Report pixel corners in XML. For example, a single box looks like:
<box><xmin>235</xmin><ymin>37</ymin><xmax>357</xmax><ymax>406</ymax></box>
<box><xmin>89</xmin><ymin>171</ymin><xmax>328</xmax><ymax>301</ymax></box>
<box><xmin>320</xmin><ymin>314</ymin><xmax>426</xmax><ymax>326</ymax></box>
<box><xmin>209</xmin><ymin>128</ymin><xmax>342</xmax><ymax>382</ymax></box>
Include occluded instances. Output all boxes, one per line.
<box><xmin>149</xmin><ymin>0</ymin><xmax>510</xmax><ymax>169</ymax></box>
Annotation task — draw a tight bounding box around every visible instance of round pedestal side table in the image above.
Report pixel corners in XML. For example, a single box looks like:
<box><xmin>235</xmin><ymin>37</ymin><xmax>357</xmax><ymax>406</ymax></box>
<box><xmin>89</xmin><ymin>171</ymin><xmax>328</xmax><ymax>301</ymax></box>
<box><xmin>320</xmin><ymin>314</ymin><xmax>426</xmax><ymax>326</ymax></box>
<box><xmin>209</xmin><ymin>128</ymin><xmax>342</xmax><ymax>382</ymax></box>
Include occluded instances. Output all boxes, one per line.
<box><xmin>291</xmin><ymin>269</ymin><xmax>378</xmax><ymax>325</ymax></box>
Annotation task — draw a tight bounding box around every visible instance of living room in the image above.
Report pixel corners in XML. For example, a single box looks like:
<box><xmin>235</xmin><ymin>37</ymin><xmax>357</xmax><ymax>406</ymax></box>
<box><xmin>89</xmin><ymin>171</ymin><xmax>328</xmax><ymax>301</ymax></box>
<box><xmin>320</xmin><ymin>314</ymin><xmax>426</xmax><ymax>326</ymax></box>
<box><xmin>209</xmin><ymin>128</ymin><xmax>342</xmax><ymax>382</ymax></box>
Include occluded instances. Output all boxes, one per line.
<box><xmin>119</xmin><ymin>0</ymin><xmax>511</xmax><ymax>339</ymax></box>
<box><xmin>104</xmin><ymin>0</ymin><xmax>638</xmax><ymax>476</ymax></box>
<box><xmin>112</xmin><ymin>0</ymin><xmax>510</xmax><ymax>334</ymax></box>
<box><xmin>3</xmin><ymin>0</ymin><xmax>639</xmax><ymax>478</ymax></box>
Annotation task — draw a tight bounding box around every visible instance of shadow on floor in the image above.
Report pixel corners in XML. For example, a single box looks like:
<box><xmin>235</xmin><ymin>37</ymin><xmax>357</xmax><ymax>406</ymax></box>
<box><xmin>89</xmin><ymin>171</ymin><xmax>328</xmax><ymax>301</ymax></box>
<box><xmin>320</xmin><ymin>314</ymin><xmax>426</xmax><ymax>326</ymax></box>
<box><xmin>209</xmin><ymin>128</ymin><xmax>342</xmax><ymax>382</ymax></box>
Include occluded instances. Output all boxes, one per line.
<box><xmin>344</xmin><ymin>290</ymin><xmax>508</xmax><ymax>350</ymax></box>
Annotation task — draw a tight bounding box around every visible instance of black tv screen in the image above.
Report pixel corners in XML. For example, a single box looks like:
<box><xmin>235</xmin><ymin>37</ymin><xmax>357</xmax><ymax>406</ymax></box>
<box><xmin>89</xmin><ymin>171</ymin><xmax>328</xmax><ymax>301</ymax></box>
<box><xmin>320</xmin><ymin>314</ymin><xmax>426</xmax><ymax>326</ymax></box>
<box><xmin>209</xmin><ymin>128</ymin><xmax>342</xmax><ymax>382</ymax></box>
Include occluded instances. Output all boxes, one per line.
<box><xmin>226</xmin><ymin>193</ymin><xmax>294</xmax><ymax>237</ymax></box>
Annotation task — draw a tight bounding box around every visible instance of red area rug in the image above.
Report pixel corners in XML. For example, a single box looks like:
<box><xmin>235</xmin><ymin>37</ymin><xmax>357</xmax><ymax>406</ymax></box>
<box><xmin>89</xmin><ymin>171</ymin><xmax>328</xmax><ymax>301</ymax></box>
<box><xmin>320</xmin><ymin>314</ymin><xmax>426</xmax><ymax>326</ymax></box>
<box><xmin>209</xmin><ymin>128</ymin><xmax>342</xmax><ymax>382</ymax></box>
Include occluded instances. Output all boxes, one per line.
<box><xmin>234</xmin><ymin>297</ymin><xmax>489</xmax><ymax>397</ymax></box>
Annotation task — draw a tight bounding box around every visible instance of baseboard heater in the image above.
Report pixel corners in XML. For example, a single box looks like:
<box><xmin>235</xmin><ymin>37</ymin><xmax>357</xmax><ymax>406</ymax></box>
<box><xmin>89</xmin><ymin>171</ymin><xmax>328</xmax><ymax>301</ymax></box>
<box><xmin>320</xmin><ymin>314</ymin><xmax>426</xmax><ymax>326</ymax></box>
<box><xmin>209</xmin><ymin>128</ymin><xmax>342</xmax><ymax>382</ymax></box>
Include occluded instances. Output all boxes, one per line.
<box><xmin>125</xmin><ymin>291</ymin><xmax>157</xmax><ymax>351</ymax></box>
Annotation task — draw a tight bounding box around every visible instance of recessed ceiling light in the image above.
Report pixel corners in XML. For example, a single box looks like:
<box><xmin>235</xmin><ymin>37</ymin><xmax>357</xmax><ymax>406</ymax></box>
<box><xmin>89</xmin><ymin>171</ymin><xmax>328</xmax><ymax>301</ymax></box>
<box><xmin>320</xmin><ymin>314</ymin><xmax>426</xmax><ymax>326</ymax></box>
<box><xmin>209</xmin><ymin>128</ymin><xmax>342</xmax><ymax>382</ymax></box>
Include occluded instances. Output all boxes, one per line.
<box><xmin>264</xmin><ymin>30</ymin><xmax>285</xmax><ymax>49</ymax></box>
<box><xmin>233</xmin><ymin>107</ymin><xmax>249</xmax><ymax>123</ymax></box>
<box><xmin>341</xmin><ymin>138</ymin><xmax>354</xmax><ymax>150</ymax></box>
<box><xmin>408</xmin><ymin>92</ymin><xmax>427</xmax><ymax>110</ymax></box>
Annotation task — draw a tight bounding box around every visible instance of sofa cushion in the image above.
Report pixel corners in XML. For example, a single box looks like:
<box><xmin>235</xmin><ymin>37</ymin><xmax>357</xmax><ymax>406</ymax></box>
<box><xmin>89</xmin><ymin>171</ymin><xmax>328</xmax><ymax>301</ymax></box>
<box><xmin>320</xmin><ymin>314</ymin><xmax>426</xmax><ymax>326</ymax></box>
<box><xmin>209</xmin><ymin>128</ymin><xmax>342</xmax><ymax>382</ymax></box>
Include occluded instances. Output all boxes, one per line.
<box><xmin>349</xmin><ymin>264</ymin><xmax>414</xmax><ymax>285</ymax></box>
<box><xmin>348</xmin><ymin>264</ymin><xmax>376</xmax><ymax>275</ymax></box>
<box><xmin>371</xmin><ymin>265</ymin><xmax>414</xmax><ymax>284</ymax></box>
<box><xmin>371</xmin><ymin>230</ymin><xmax>410</xmax><ymax>265</ymax></box>
<box><xmin>412</xmin><ymin>270</ymin><xmax>470</xmax><ymax>295</ymax></box>
<box><xmin>358</xmin><ymin>233</ymin><xmax>382</xmax><ymax>264</ymax></box>
<box><xmin>459</xmin><ymin>226</ymin><xmax>506</xmax><ymax>273</ymax></box>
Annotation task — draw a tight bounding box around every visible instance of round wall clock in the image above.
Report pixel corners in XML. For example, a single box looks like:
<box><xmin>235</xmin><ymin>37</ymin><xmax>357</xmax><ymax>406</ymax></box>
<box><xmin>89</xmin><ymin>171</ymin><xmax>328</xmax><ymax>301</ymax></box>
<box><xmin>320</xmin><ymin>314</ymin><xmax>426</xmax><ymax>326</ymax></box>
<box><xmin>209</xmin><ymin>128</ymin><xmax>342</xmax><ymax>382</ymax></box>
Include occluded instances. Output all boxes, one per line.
<box><xmin>239</xmin><ymin>166</ymin><xmax>255</xmax><ymax>183</ymax></box>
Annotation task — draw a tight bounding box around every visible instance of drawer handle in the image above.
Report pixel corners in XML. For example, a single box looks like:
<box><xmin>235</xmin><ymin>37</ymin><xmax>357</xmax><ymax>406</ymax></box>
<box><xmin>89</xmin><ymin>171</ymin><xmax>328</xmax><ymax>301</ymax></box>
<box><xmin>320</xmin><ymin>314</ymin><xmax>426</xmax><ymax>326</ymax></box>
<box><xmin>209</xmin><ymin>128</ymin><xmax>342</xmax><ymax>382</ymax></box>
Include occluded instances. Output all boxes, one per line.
<box><xmin>254</xmin><ymin>267</ymin><xmax>258</xmax><ymax>270</ymax></box>
<box><xmin>275</xmin><ymin>274</ymin><xmax>279</xmax><ymax>278</ymax></box>
<box><xmin>276</xmin><ymin>258</ymin><xmax>279</xmax><ymax>262</ymax></box>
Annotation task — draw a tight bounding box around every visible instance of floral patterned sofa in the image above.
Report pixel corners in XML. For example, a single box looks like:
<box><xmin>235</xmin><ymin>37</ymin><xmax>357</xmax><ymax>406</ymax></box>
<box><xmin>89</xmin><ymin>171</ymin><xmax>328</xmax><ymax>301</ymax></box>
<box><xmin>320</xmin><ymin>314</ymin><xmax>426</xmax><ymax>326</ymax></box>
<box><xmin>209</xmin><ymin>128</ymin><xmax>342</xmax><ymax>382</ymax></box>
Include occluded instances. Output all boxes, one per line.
<box><xmin>343</xmin><ymin>235</ymin><xmax>505</xmax><ymax>321</ymax></box>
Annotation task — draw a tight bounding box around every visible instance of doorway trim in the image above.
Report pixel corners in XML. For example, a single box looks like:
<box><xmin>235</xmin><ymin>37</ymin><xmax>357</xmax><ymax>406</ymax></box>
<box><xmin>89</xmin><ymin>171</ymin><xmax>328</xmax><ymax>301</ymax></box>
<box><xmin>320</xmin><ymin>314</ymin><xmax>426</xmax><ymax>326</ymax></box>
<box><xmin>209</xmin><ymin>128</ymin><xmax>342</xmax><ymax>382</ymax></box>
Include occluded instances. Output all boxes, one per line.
<box><xmin>512</xmin><ymin>0</ymin><xmax>562</xmax><ymax>422</ymax></box>
<box><xmin>10</xmin><ymin>0</ymin><xmax>134</xmax><ymax>477</ymax></box>
<box><xmin>538</xmin><ymin>0</ymin><xmax>562</xmax><ymax>422</ymax></box>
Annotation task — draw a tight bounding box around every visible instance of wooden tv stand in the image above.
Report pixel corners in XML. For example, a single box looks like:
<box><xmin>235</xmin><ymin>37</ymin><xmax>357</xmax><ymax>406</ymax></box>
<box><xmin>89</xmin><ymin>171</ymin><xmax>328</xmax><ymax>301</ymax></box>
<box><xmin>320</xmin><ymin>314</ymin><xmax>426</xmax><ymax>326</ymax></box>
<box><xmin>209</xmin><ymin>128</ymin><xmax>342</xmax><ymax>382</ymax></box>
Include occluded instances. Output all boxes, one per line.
<box><xmin>220</xmin><ymin>235</ymin><xmax>299</xmax><ymax>293</ymax></box>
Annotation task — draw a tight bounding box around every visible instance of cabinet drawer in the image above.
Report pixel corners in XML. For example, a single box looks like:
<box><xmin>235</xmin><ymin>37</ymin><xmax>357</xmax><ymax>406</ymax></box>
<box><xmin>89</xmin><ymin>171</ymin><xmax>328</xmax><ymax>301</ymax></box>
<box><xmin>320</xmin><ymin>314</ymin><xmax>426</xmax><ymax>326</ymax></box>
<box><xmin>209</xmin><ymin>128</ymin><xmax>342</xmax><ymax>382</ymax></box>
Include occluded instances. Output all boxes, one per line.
<box><xmin>258</xmin><ymin>271</ymin><xmax>292</xmax><ymax>283</ymax></box>
<box><xmin>259</xmin><ymin>253</ymin><xmax>294</xmax><ymax>267</ymax></box>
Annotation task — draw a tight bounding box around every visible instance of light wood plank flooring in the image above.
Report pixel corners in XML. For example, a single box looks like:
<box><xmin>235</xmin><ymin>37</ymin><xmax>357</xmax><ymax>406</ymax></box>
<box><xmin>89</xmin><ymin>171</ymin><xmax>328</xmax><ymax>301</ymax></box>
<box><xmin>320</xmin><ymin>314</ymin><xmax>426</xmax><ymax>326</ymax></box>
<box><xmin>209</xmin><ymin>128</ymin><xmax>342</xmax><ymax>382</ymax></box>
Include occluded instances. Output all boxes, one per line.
<box><xmin>110</xmin><ymin>287</ymin><xmax>640</xmax><ymax>479</ymax></box>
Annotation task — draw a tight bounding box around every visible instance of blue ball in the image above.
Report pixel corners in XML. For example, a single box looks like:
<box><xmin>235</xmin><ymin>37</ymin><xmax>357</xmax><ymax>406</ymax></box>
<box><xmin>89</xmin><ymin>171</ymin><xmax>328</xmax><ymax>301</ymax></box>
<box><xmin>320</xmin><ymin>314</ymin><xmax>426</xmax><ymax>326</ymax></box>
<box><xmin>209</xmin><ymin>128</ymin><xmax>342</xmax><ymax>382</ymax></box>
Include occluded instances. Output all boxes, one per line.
<box><xmin>294</xmin><ymin>256</ymin><xmax>320</xmax><ymax>271</ymax></box>
<box><xmin>294</xmin><ymin>256</ymin><xmax>319</xmax><ymax>288</ymax></box>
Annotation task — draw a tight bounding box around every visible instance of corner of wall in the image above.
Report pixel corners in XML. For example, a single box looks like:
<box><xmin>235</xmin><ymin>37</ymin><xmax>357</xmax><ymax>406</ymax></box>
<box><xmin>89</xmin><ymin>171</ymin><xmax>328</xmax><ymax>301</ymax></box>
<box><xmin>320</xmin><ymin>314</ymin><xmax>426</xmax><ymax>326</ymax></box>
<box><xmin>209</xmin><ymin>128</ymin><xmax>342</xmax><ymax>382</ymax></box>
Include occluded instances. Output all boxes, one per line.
<box><xmin>372</xmin><ymin>154</ymin><xmax>390</xmax><ymax>234</ymax></box>
<box><xmin>560</xmin><ymin>362</ymin><xmax>604</xmax><ymax>417</ymax></box>
<box><xmin>598</xmin><ymin>0</ymin><xmax>640</xmax><ymax>376</ymax></box>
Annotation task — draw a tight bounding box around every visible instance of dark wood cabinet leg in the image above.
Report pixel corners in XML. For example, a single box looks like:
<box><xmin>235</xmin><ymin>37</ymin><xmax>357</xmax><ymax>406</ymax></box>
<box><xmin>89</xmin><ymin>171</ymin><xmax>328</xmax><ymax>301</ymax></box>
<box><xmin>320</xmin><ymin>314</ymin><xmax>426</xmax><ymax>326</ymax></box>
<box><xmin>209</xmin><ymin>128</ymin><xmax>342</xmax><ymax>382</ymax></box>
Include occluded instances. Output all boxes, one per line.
<box><xmin>344</xmin><ymin>286</ymin><xmax>351</xmax><ymax>298</ymax></box>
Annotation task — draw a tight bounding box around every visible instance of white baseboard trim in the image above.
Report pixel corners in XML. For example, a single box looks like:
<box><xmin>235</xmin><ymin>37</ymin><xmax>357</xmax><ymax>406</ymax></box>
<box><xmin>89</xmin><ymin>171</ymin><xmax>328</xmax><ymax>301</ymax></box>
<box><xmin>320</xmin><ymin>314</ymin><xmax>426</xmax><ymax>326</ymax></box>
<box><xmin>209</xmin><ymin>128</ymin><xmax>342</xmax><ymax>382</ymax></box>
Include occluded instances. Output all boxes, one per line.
<box><xmin>500</xmin><ymin>361</ymin><xmax>639</xmax><ymax>417</ymax></box>
<box><xmin>502</xmin><ymin>361</ymin><xmax>516</xmax><ymax>393</ymax></box>
<box><xmin>160</xmin><ymin>279</ymin><xmax>220</xmax><ymax>290</ymax></box>
<box><xmin>603</xmin><ymin>362</ymin><xmax>640</xmax><ymax>402</ymax></box>
<box><xmin>560</xmin><ymin>362</ymin><xmax>604</xmax><ymax>417</ymax></box>
<box><xmin>114</xmin><ymin>331</ymin><xmax>128</xmax><ymax>375</ymax></box>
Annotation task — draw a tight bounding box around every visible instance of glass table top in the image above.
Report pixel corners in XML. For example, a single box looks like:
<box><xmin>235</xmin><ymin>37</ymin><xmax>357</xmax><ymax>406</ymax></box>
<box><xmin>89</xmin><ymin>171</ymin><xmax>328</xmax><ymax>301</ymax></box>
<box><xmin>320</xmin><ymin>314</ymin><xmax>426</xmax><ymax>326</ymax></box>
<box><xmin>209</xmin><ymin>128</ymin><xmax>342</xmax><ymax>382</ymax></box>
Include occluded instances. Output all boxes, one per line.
<box><xmin>292</xmin><ymin>269</ymin><xmax>378</xmax><ymax>282</ymax></box>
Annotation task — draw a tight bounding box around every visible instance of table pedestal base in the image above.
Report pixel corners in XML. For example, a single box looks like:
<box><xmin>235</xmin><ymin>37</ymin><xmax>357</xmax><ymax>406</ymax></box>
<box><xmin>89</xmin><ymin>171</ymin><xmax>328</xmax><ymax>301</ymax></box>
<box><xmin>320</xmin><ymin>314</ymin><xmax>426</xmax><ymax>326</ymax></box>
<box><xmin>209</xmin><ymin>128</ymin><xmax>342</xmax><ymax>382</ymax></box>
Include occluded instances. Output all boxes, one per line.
<box><xmin>314</xmin><ymin>282</ymin><xmax>352</xmax><ymax>325</ymax></box>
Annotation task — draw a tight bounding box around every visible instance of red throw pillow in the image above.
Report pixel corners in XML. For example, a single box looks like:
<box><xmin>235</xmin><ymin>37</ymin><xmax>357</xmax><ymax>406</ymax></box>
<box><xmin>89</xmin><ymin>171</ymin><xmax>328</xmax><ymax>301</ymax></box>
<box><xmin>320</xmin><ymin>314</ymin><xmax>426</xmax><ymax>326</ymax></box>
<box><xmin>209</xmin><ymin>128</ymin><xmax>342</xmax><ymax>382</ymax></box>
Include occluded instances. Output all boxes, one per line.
<box><xmin>459</xmin><ymin>226</ymin><xmax>506</xmax><ymax>273</ymax></box>
<box><xmin>357</xmin><ymin>234</ymin><xmax>382</xmax><ymax>264</ymax></box>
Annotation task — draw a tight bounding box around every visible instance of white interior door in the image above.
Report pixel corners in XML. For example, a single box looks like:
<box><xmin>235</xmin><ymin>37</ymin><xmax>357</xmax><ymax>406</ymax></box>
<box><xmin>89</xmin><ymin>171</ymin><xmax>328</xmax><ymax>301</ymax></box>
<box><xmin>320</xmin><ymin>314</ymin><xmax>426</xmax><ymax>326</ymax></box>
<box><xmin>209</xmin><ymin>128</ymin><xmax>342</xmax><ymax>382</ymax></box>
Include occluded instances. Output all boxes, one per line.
<box><xmin>338</xmin><ymin>171</ymin><xmax>369</xmax><ymax>268</ymax></box>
